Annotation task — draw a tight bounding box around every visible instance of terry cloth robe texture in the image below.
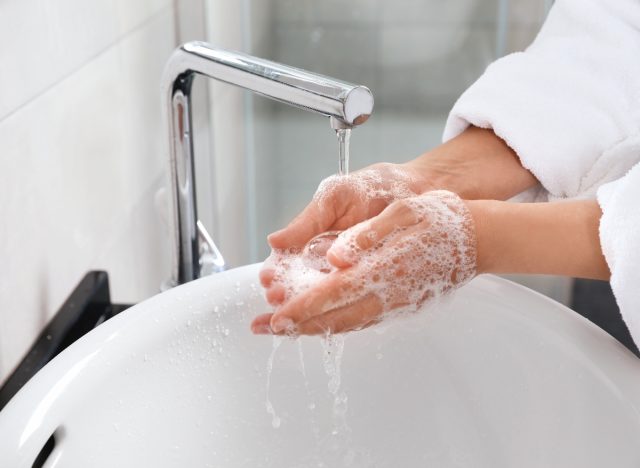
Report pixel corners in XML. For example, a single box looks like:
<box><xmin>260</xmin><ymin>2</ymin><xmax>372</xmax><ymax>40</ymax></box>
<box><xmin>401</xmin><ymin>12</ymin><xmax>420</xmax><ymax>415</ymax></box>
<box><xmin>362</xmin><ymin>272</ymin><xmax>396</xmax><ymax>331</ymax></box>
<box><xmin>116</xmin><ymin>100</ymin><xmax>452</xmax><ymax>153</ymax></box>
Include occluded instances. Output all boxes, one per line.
<box><xmin>443</xmin><ymin>0</ymin><xmax>640</xmax><ymax>346</ymax></box>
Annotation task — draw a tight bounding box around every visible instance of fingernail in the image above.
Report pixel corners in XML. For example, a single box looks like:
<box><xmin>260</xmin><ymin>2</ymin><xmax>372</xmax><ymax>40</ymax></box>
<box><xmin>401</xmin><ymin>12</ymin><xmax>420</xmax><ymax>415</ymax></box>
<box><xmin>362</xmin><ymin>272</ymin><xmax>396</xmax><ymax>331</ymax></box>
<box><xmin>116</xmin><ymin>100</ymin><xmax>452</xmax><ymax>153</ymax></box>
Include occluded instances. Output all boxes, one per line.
<box><xmin>271</xmin><ymin>317</ymin><xmax>294</xmax><ymax>333</ymax></box>
<box><xmin>327</xmin><ymin>244</ymin><xmax>355</xmax><ymax>263</ymax></box>
<box><xmin>251</xmin><ymin>323</ymin><xmax>272</xmax><ymax>335</ymax></box>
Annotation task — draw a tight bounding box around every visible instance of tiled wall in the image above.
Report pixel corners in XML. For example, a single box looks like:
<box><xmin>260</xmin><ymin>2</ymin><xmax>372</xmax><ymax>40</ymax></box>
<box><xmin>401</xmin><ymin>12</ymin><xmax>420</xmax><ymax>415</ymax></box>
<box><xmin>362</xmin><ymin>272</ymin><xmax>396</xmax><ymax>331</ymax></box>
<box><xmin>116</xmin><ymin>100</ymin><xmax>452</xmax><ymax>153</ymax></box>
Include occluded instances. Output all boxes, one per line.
<box><xmin>0</xmin><ymin>0</ymin><xmax>180</xmax><ymax>382</ymax></box>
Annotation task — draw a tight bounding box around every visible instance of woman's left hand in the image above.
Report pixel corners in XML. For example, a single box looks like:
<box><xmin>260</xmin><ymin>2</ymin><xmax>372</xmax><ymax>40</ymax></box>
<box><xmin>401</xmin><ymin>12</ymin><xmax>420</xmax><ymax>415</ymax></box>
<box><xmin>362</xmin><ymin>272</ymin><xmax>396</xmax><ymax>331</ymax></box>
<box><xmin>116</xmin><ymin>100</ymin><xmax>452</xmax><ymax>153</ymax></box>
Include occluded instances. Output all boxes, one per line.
<box><xmin>251</xmin><ymin>190</ymin><xmax>478</xmax><ymax>336</ymax></box>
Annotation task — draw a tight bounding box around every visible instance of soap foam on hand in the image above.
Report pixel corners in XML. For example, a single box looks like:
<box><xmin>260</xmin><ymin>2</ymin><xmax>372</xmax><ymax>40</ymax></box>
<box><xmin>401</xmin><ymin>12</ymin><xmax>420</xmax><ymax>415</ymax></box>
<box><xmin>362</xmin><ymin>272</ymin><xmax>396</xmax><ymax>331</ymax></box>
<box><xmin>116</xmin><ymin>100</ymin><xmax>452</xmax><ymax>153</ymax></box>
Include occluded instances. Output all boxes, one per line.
<box><xmin>264</xmin><ymin>190</ymin><xmax>477</xmax><ymax>332</ymax></box>
<box><xmin>263</xmin><ymin>246</ymin><xmax>332</xmax><ymax>305</ymax></box>
<box><xmin>313</xmin><ymin>165</ymin><xmax>418</xmax><ymax>212</ymax></box>
<box><xmin>331</xmin><ymin>190</ymin><xmax>477</xmax><ymax>318</ymax></box>
<box><xmin>261</xmin><ymin>164</ymin><xmax>422</xmax><ymax>306</ymax></box>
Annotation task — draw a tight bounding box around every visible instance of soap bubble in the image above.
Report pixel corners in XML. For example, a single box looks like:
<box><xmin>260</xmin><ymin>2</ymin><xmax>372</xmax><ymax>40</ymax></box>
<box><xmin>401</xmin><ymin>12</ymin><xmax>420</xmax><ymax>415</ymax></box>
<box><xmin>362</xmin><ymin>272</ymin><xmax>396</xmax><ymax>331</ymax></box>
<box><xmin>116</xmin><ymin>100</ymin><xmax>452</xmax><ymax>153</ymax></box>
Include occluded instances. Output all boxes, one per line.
<box><xmin>264</xmin><ymin>190</ymin><xmax>476</xmax><ymax>328</ymax></box>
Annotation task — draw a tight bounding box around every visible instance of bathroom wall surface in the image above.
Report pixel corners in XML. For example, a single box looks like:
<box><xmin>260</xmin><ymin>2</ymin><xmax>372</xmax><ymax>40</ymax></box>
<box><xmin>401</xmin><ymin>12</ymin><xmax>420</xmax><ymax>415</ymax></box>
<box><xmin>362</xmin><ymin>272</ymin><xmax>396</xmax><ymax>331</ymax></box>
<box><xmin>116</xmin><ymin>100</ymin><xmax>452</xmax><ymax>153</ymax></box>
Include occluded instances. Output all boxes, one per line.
<box><xmin>0</xmin><ymin>0</ymin><xmax>181</xmax><ymax>382</ymax></box>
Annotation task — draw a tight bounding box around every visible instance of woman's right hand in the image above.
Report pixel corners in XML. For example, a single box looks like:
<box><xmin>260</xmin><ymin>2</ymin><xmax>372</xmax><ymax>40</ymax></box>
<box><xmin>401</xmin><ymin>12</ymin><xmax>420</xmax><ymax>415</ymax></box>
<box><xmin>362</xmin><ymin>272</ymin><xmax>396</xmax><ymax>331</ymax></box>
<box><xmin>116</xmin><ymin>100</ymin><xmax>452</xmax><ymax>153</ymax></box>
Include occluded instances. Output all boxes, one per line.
<box><xmin>254</xmin><ymin>190</ymin><xmax>478</xmax><ymax>335</ymax></box>
<box><xmin>267</xmin><ymin>162</ymin><xmax>429</xmax><ymax>251</ymax></box>
<box><xmin>267</xmin><ymin>127</ymin><xmax>537</xmax><ymax>253</ymax></box>
<box><xmin>260</xmin><ymin>163</ymin><xmax>431</xmax><ymax>305</ymax></box>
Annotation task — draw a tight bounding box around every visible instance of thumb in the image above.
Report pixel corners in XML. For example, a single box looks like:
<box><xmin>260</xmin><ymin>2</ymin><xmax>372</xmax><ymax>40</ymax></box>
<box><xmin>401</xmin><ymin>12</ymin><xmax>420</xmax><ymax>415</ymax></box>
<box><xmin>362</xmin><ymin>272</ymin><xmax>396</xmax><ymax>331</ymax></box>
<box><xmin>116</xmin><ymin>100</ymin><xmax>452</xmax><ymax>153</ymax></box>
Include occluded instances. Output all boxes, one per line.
<box><xmin>268</xmin><ymin>199</ymin><xmax>334</xmax><ymax>250</ymax></box>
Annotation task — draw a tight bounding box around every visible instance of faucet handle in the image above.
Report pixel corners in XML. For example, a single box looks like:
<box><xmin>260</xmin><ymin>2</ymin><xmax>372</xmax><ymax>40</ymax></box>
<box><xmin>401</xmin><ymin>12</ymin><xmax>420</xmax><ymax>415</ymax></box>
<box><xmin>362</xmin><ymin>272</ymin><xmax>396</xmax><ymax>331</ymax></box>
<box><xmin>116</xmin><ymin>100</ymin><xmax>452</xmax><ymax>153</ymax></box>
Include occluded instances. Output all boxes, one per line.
<box><xmin>197</xmin><ymin>220</ymin><xmax>225</xmax><ymax>276</ymax></box>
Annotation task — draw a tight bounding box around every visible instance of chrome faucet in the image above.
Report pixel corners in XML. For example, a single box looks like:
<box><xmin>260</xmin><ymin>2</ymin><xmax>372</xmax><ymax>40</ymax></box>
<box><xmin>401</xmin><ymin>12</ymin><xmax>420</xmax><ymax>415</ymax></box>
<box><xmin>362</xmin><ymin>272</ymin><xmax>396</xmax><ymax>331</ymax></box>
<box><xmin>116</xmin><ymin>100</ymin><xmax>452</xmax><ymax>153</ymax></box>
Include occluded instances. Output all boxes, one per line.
<box><xmin>161</xmin><ymin>41</ymin><xmax>374</xmax><ymax>287</ymax></box>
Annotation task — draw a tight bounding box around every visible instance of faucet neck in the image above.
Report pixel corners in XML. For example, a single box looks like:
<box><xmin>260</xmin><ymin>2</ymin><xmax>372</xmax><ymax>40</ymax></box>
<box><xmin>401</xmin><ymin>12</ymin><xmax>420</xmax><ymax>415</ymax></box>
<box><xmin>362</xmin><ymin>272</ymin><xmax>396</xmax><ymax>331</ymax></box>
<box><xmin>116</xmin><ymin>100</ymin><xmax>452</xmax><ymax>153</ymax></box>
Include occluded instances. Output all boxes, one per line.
<box><xmin>162</xmin><ymin>42</ymin><xmax>374</xmax><ymax>286</ymax></box>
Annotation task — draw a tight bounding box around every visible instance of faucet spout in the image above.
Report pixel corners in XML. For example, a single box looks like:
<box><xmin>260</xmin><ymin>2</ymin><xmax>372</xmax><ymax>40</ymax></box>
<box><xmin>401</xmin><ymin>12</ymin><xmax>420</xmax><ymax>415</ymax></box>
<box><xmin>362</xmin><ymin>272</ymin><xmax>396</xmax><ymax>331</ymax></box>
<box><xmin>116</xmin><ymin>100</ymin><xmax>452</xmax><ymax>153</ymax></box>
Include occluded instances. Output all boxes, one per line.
<box><xmin>162</xmin><ymin>41</ymin><xmax>374</xmax><ymax>286</ymax></box>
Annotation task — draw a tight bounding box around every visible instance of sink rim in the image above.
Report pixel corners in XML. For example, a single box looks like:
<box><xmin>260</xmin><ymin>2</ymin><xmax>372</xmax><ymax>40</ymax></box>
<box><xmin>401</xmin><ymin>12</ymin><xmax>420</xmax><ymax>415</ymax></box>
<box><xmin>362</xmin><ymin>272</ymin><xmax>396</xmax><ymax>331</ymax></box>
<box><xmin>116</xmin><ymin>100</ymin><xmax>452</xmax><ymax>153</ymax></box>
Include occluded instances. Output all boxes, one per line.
<box><xmin>1</xmin><ymin>263</ymin><xmax>639</xmax><ymax>466</ymax></box>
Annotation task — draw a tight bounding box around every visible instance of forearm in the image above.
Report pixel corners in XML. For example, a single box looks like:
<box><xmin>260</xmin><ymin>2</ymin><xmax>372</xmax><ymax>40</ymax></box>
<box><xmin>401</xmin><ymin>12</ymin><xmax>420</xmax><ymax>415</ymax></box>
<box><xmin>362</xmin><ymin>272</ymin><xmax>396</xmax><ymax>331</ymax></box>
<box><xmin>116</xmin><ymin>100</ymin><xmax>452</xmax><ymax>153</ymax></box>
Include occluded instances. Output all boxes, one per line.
<box><xmin>468</xmin><ymin>199</ymin><xmax>610</xmax><ymax>280</ymax></box>
<box><xmin>404</xmin><ymin>126</ymin><xmax>538</xmax><ymax>200</ymax></box>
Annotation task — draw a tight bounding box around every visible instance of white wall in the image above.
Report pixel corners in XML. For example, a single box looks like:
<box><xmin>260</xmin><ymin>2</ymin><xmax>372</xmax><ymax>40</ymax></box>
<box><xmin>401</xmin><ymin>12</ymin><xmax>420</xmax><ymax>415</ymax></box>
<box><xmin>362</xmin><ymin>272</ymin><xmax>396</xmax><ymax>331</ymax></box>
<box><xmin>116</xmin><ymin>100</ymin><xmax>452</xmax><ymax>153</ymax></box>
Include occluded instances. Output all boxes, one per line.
<box><xmin>202</xmin><ymin>0</ymin><xmax>274</xmax><ymax>267</ymax></box>
<box><xmin>0</xmin><ymin>0</ymin><xmax>181</xmax><ymax>382</ymax></box>
<box><xmin>270</xmin><ymin>0</ymin><xmax>549</xmax><ymax>112</ymax></box>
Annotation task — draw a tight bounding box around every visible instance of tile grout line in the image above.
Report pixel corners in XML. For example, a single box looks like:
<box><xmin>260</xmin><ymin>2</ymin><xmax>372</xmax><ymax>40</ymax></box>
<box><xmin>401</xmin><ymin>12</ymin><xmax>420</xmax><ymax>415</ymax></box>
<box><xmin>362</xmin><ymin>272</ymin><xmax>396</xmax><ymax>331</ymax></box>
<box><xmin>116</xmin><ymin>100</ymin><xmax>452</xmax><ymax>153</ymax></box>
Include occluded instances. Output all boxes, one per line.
<box><xmin>0</xmin><ymin>4</ymin><xmax>174</xmax><ymax>125</ymax></box>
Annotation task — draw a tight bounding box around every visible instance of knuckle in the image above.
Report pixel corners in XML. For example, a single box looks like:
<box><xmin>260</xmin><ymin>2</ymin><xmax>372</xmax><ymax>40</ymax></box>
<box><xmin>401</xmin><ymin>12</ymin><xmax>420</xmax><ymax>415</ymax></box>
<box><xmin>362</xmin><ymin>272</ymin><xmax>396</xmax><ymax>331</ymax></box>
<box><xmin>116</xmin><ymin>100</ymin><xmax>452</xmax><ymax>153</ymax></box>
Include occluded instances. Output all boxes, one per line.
<box><xmin>356</xmin><ymin>228</ymin><xmax>376</xmax><ymax>249</ymax></box>
<box><xmin>329</xmin><ymin>317</ymin><xmax>349</xmax><ymax>334</ymax></box>
<box><xmin>388</xmin><ymin>199</ymin><xmax>414</xmax><ymax>219</ymax></box>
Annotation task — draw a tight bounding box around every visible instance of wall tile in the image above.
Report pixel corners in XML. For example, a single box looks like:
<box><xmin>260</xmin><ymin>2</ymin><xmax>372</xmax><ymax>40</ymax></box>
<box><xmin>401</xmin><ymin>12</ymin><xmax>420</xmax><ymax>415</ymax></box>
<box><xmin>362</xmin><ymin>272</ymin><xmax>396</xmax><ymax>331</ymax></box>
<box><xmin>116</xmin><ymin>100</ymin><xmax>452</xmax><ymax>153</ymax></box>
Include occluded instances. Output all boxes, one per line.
<box><xmin>272</xmin><ymin>23</ymin><xmax>377</xmax><ymax>86</ymax></box>
<box><xmin>250</xmin><ymin>0</ymin><xmax>276</xmax><ymax>56</ymax></box>
<box><xmin>115</xmin><ymin>0</ymin><xmax>174</xmax><ymax>33</ymax></box>
<box><xmin>92</xmin><ymin>177</ymin><xmax>171</xmax><ymax>303</ymax></box>
<box><xmin>273</xmin><ymin>0</ymin><xmax>312</xmax><ymax>23</ymax></box>
<box><xmin>380</xmin><ymin>25</ymin><xmax>471</xmax><ymax>67</ymax></box>
<box><xmin>307</xmin><ymin>0</ymin><xmax>380</xmax><ymax>24</ymax></box>
<box><xmin>0</xmin><ymin>0</ymin><xmax>172</xmax><ymax>121</ymax></box>
<box><xmin>0</xmin><ymin>8</ymin><xmax>175</xmax><ymax>380</ymax></box>
<box><xmin>508</xmin><ymin>0</ymin><xmax>551</xmax><ymax>25</ymax></box>
<box><xmin>377</xmin><ymin>26</ymin><xmax>495</xmax><ymax>112</ymax></box>
<box><xmin>205</xmin><ymin>0</ymin><xmax>246</xmax><ymax>104</ymax></box>
<box><xmin>274</xmin><ymin>0</ymin><xmax>379</xmax><ymax>24</ymax></box>
<box><xmin>505</xmin><ymin>23</ymin><xmax>541</xmax><ymax>53</ymax></box>
<box><xmin>209</xmin><ymin>86</ymin><xmax>250</xmax><ymax>268</ymax></box>
<box><xmin>379</xmin><ymin>0</ymin><xmax>498</xmax><ymax>25</ymax></box>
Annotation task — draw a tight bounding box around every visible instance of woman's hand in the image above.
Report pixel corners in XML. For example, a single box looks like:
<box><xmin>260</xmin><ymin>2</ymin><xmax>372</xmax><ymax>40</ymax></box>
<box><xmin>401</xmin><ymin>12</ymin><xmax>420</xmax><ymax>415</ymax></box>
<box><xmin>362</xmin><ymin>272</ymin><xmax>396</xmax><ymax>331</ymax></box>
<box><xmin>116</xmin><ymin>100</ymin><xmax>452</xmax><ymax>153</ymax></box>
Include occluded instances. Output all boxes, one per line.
<box><xmin>252</xmin><ymin>191</ymin><xmax>477</xmax><ymax>335</ymax></box>
<box><xmin>267</xmin><ymin>162</ymin><xmax>429</xmax><ymax>250</ymax></box>
<box><xmin>259</xmin><ymin>162</ymin><xmax>430</xmax><ymax>308</ymax></box>
<box><xmin>266</xmin><ymin>127</ymin><xmax>537</xmax><ymax>253</ymax></box>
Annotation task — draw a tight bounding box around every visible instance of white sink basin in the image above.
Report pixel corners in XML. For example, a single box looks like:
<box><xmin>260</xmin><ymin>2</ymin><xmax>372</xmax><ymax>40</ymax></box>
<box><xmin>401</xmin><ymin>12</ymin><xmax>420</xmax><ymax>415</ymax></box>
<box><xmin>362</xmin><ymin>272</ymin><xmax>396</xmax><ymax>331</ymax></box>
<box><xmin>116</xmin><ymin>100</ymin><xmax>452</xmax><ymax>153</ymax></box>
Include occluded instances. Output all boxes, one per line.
<box><xmin>1</xmin><ymin>263</ymin><xmax>639</xmax><ymax>467</ymax></box>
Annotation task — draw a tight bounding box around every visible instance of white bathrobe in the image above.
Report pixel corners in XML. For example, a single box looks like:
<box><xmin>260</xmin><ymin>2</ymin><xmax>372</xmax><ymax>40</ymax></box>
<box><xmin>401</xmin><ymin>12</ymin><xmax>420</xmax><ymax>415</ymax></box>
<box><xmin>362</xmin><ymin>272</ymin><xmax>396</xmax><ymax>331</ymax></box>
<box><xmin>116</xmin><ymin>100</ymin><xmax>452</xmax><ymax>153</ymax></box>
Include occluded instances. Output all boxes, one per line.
<box><xmin>443</xmin><ymin>0</ymin><xmax>640</xmax><ymax>346</ymax></box>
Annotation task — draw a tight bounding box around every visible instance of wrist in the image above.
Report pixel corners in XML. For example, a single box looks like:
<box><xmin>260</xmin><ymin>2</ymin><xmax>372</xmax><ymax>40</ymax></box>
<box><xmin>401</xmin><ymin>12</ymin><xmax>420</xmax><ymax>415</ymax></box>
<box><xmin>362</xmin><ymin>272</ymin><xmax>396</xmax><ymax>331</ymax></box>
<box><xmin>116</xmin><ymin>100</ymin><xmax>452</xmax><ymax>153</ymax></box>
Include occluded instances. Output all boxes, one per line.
<box><xmin>464</xmin><ymin>199</ymin><xmax>610</xmax><ymax>280</ymax></box>
<box><xmin>404</xmin><ymin>126</ymin><xmax>538</xmax><ymax>200</ymax></box>
<box><xmin>464</xmin><ymin>199</ymin><xmax>499</xmax><ymax>275</ymax></box>
<box><xmin>403</xmin><ymin>152</ymin><xmax>479</xmax><ymax>199</ymax></box>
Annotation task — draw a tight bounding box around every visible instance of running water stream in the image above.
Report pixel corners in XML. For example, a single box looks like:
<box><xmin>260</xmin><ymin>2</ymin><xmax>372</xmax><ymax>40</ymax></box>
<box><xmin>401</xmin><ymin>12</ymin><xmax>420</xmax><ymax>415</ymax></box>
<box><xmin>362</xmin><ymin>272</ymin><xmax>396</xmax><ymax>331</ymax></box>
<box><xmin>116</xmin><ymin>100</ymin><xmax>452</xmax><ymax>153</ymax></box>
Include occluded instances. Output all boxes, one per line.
<box><xmin>264</xmin><ymin>126</ymin><xmax>354</xmax><ymax>462</ymax></box>
<box><xmin>336</xmin><ymin>128</ymin><xmax>351</xmax><ymax>176</ymax></box>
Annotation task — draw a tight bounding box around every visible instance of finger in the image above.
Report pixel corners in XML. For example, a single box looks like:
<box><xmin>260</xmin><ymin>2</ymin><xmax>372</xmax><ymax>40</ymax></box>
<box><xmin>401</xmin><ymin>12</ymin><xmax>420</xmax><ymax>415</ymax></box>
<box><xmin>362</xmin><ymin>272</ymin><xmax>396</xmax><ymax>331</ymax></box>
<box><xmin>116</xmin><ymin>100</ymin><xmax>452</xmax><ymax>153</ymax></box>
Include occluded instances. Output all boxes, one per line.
<box><xmin>269</xmin><ymin>270</ymin><xmax>360</xmax><ymax>333</ymax></box>
<box><xmin>259</xmin><ymin>268</ymin><xmax>275</xmax><ymax>288</ymax></box>
<box><xmin>251</xmin><ymin>313</ymin><xmax>274</xmax><ymax>334</ymax></box>
<box><xmin>265</xmin><ymin>283</ymin><xmax>286</xmax><ymax>305</ymax></box>
<box><xmin>293</xmin><ymin>294</ymin><xmax>382</xmax><ymax>335</ymax></box>
<box><xmin>356</xmin><ymin>201</ymin><xmax>421</xmax><ymax>248</ymax></box>
<box><xmin>267</xmin><ymin>200</ymin><xmax>334</xmax><ymax>250</ymax></box>
<box><xmin>327</xmin><ymin>200</ymin><xmax>421</xmax><ymax>267</ymax></box>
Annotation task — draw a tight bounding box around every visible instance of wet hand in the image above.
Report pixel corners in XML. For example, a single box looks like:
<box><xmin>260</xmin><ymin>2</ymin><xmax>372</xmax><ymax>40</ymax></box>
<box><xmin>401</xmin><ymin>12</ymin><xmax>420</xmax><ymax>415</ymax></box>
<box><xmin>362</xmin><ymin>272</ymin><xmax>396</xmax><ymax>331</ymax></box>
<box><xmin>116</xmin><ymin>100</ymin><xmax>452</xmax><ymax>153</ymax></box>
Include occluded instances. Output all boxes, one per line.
<box><xmin>266</xmin><ymin>163</ymin><xmax>428</xmax><ymax>251</ymax></box>
<box><xmin>259</xmin><ymin>163</ymin><xmax>428</xmax><ymax>303</ymax></box>
<box><xmin>252</xmin><ymin>191</ymin><xmax>477</xmax><ymax>336</ymax></box>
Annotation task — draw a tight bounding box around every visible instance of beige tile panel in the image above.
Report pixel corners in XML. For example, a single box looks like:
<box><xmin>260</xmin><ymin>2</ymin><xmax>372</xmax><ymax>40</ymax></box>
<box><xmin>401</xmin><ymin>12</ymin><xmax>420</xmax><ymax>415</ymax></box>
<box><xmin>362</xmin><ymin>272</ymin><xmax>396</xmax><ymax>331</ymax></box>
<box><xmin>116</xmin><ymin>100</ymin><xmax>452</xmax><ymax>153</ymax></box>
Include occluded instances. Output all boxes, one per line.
<box><xmin>379</xmin><ymin>0</ymin><xmax>495</xmax><ymax>25</ymax></box>
<box><xmin>0</xmin><ymin>9</ymin><xmax>175</xmax><ymax>380</ymax></box>
<box><xmin>273</xmin><ymin>0</ymin><xmax>379</xmax><ymax>24</ymax></box>
<box><xmin>0</xmin><ymin>0</ymin><xmax>172</xmax><ymax>120</ymax></box>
